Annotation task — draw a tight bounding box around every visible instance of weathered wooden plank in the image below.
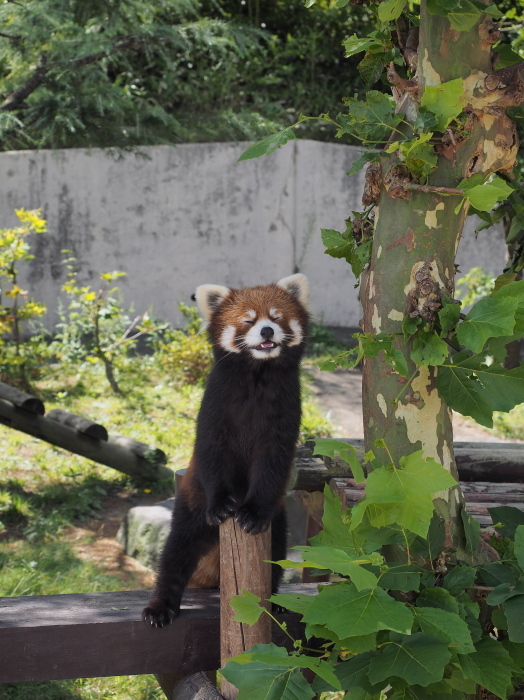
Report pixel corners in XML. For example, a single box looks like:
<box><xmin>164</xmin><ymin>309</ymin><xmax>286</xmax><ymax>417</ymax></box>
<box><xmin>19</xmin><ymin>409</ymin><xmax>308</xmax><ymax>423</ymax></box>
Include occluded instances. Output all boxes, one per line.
<box><xmin>47</xmin><ymin>408</ymin><xmax>109</xmax><ymax>441</ymax></box>
<box><xmin>0</xmin><ymin>381</ymin><xmax>44</xmax><ymax>414</ymax></box>
<box><xmin>326</xmin><ymin>478</ymin><xmax>524</xmax><ymax>528</ymax></box>
<box><xmin>0</xmin><ymin>585</ymin><xmax>315</xmax><ymax>683</ymax></box>
<box><xmin>297</xmin><ymin>440</ymin><xmax>524</xmax><ymax>486</ymax></box>
<box><xmin>0</xmin><ymin>398</ymin><xmax>173</xmax><ymax>482</ymax></box>
<box><xmin>172</xmin><ymin>672</ymin><xmax>223</xmax><ymax>700</ymax></box>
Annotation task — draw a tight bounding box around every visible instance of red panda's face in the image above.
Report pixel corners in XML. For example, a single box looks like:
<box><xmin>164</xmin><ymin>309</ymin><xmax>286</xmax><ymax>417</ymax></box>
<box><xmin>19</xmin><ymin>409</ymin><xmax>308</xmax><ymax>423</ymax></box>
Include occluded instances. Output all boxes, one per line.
<box><xmin>195</xmin><ymin>274</ymin><xmax>309</xmax><ymax>361</ymax></box>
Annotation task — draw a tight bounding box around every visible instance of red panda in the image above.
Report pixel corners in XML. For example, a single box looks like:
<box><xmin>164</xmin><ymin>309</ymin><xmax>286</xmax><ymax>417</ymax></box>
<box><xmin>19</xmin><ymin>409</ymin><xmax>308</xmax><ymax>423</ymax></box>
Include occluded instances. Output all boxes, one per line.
<box><xmin>143</xmin><ymin>273</ymin><xmax>310</xmax><ymax>627</ymax></box>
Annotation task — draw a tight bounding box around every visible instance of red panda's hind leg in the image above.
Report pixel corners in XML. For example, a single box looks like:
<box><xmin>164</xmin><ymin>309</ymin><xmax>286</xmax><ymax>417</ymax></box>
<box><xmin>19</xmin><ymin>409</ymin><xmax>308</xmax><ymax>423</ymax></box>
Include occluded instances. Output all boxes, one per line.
<box><xmin>143</xmin><ymin>491</ymin><xmax>219</xmax><ymax>627</ymax></box>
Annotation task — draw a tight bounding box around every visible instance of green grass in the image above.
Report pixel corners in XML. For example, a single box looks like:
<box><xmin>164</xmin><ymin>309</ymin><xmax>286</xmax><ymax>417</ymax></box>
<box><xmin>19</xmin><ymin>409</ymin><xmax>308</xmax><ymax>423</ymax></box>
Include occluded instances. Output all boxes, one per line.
<box><xmin>0</xmin><ymin>355</ymin><xmax>332</xmax><ymax>700</ymax></box>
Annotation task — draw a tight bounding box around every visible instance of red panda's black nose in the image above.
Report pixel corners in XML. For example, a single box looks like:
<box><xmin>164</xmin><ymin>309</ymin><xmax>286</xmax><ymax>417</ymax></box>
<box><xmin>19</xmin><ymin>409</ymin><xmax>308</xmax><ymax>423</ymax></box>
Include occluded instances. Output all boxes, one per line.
<box><xmin>260</xmin><ymin>326</ymin><xmax>274</xmax><ymax>339</ymax></box>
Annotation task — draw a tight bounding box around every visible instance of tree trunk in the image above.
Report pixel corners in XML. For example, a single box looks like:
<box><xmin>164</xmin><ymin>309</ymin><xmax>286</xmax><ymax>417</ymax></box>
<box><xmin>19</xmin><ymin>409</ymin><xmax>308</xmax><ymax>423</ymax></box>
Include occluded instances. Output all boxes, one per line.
<box><xmin>362</xmin><ymin>0</ymin><xmax>517</xmax><ymax>552</ymax></box>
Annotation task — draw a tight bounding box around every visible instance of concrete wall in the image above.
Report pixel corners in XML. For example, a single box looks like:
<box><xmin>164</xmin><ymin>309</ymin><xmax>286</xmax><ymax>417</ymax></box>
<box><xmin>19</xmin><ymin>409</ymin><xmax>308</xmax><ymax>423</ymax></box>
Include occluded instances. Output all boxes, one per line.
<box><xmin>0</xmin><ymin>141</ymin><xmax>507</xmax><ymax>330</ymax></box>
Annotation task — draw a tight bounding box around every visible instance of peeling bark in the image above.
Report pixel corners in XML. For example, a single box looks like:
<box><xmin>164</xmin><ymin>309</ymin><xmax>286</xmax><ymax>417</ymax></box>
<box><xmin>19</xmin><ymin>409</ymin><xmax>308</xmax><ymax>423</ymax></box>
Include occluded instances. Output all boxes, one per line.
<box><xmin>362</xmin><ymin>0</ymin><xmax>520</xmax><ymax>553</ymax></box>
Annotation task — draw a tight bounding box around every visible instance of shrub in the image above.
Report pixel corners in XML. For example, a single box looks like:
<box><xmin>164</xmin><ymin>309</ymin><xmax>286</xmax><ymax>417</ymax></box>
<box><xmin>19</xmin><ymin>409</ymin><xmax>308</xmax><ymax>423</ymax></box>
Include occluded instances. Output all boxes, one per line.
<box><xmin>153</xmin><ymin>304</ymin><xmax>213</xmax><ymax>385</ymax></box>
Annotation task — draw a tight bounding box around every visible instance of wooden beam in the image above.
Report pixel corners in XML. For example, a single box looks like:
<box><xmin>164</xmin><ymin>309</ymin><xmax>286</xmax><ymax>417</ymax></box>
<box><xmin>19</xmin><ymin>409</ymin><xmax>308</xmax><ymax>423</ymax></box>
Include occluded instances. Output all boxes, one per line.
<box><xmin>0</xmin><ymin>585</ymin><xmax>315</xmax><ymax>683</ymax></box>
<box><xmin>0</xmin><ymin>398</ymin><xmax>173</xmax><ymax>483</ymax></box>
<box><xmin>0</xmin><ymin>381</ymin><xmax>44</xmax><ymax>414</ymax></box>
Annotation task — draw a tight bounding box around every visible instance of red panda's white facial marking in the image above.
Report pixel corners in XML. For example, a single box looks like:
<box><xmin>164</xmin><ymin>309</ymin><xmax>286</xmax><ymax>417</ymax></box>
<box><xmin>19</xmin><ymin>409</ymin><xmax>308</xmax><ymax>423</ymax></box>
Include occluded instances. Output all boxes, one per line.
<box><xmin>196</xmin><ymin>274</ymin><xmax>309</xmax><ymax>361</ymax></box>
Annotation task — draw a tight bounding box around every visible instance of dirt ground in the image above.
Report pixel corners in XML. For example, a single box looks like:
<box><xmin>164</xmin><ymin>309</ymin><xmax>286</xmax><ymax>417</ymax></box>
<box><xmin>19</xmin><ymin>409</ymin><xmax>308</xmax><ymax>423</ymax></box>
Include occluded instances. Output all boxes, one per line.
<box><xmin>308</xmin><ymin>366</ymin><xmax>509</xmax><ymax>443</ymax></box>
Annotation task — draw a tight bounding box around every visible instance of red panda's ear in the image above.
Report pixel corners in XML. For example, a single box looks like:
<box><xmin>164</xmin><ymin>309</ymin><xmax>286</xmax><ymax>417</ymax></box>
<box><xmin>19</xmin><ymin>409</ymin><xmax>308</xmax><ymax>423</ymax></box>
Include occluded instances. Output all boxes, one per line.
<box><xmin>195</xmin><ymin>284</ymin><xmax>230</xmax><ymax>325</ymax></box>
<box><xmin>277</xmin><ymin>273</ymin><xmax>309</xmax><ymax>308</ymax></box>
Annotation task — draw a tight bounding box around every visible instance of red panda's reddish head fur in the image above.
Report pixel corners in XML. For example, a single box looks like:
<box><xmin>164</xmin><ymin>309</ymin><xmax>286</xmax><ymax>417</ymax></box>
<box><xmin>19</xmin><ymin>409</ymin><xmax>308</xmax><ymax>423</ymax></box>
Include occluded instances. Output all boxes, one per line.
<box><xmin>195</xmin><ymin>274</ymin><xmax>309</xmax><ymax>361</ymax></box>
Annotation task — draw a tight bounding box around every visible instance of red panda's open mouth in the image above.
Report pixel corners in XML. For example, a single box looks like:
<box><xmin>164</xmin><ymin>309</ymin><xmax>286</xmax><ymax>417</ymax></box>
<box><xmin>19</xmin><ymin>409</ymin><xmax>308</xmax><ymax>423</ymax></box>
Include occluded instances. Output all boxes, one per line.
<box><xmin>256</xmin><ymin>341</ymin><xmax>278</xmax><ymax>351</ymax></box>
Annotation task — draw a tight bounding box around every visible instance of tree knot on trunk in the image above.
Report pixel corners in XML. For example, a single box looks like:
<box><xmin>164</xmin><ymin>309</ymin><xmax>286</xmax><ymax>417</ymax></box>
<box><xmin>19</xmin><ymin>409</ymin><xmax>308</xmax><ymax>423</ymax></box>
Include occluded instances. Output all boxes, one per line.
<box><xmin>479</xmin><ymin>19</ymin><xmax>500</xmax><ymax>47</ymax></box>
<box><xmin>407</xmin><ymin>262</ymin><xmax>446</xmax><ymax>322</ymax></box>
<box><xmin>383</xmin><ymin>164</ymin><xmax>412</xmax><ymax>200</ymax></box>
<box><xmin>362</xmin><ymin>162</ymin><xmax>383</xmax><ymax>206</ymax></box>
<box><xmin>351</xmin><ymin>211</ymin><xmax>374</xmax><ymax>243</ymax></box>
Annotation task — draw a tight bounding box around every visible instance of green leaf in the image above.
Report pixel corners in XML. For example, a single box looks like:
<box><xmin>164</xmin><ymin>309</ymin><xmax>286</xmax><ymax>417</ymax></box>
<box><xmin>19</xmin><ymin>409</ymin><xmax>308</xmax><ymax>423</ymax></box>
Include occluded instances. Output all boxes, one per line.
<box><xmin>368</xmin><ymin>633</ymin><xmax>451</xmax><ymax>687</ymax></box>
<box><xmin>309</xmin><ymin>485</ymin><xmax>361</xmax><ymax>555</ymax></box>
<box><xmin>358</xmin><ymin>51</ymin><xmax>389</xmax><ymax>85</ymax></box>
<box><xmin>269</xmin><ymin>593</ymin><xmax>314</xmax><ymax>616</ymax></box>
<box><xmin>447</xmin><ymin>0</ymin><xmax>482</xmax><ymax>32</ymax></box>
<box><xmin>353</xmin><ymin>451</ymin><xmax>456</xmax><ymax>538</ymax></box>
<box><xmin>458</xmin><ymin>636</ymin><xmax>516</xmax><ymax>699</ymax></box>
<box><xmin>378</xmin><ymin>564</ymin><xmax>422</xmax><ymax>593</ymax></box>
<box><xmin>413</xmin><ymin>607</ymin><xmax>474</xmax><ymax>653</ymax></box>
<box><xmin>493</xmin><ymin>44</ymin><xmax>523</xmax><ymax>69</ymax></box>
<box><xmin>489</xmin><ymin>506</ymin><xmax>524</xmax><ymax>538</ymax></box>
<box><xmin>461</xmin><ymin>176</ymin><xmax>514</xmax><ymax>211</ymax></box>
<box><xmin>420</xmin><ymin>79</ymin><xmax>465</xmax><ymax>132</ymax></box>
<box><xmin>411</xmin><ymin>331</ymin><xmax>449</xmax><ymax>367</ymax></box>
<box><xmin>302</xmin><ymin>581</ymin><xmax>414</xmax><ymax>638</ymax></box>
<box><xmin>487</xmin><ymin>580</ymin><xmax>524</xmax><ymax>606</ymax></box>
<box><xmin>347</xmin><ymin>151</ymin><xmax>383</xmax><ymax>177</ymax></box>
<box><xmin>231</xmin><ymin>589</ymin><xmax>265</xmax><ymax>625</ymax></box>
<box><xmin>312</xmin><ymin>438</ymin><xmax>365</xmax><ymax>484</ymax></box>
<box><xmin>231</xmin><ymin>650</ymin><xmax>341</xmax><ymax>691</ymax></box>
<box><xmin>438</xmin><ymin>299</ymin><xmax>461</xmax><ymax>336</ymax></box>
<box><xmin>238</xmin><ymin>128</ymin><xmax>296</xmax><ymax>162</ymax></box>
<box><xmin>461</xmin><ymin>507</ymin><xmax>480</xmax><ymax>556</ymax></box>
<box><xmin>478</xmin><ymin>562</ymin><xmax>516</xmax><ymax>588</ymax></box>
<box><xmin>343</xmin><ymin>34</ymin><xmax>383</xmax><ymax>57</ymax></box>
<box><xmin>416</xmin><ymin>587</ymin><xmax>460</xmax><ymax>614</ymax></box>
<box><xmin>515</xmin><ymin>525</ymin><xmax>524</xmax><ymax>572</ymax></box>
<box><xmin>457</xmin><ymin>297</ymin><xmax>517</xmax><ymax>353</ymax></box>
<box><xmin>503</xmin><ymin>594</ymin><xmax>524</xmax><ymax>643</ymax></box>
<box><xmin>287</xmin><ymin>546</ymin><xmax>379</xmax><ymax>589</ymax></box>
<box><xmin>338</xmin><ymin>91</ymin><xmax>403</xmax><ymax>146</ymax></box>
<box><xmin>312</xmin><ymin>650</ymin><xmax>381</xmax><ymax>694</ymax></box>
<box><xmin>436</xmin><ymin>360</ymin><xmax>524</xmax><ymax>428</ymax></box>
<box><xmin>378</xmin><ymin>0</ymin><xmax>408</xmax><ymax>22</ymax></box>
<box><xmin>443</xmin><ymin>565</ymin><xmax>476</xmax><ymax>595</ymax></box>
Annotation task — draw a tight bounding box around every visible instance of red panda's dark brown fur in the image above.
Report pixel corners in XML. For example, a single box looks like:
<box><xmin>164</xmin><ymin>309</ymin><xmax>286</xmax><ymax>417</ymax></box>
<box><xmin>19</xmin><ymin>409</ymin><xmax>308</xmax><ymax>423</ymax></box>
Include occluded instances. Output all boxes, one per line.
<box><xmin>143</xmin><ymin>274</ymin><xmax>309</xmax><ymax>627</ymax></box>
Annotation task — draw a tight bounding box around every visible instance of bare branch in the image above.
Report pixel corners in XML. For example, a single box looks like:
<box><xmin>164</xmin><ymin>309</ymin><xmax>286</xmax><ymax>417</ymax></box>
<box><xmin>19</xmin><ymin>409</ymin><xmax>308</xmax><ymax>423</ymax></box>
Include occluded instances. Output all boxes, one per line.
<box><xmin>484</xmin><ymin>61</ymin><xmax>524</xmax><ymax>107</ymax></box>
<box><xmin>0</xmin><ymin>31</ymin><xmax>22</xmax><ymax>40</ymax></box>
<box><xmin>1</xmin><ymin>55</ymin><xmax>48</xmax><ymax>111</ymax></box>
<box><xmin>0</xmin><ymin>36</ymin><xmax>144</xmax><ymax>112</ymax></box>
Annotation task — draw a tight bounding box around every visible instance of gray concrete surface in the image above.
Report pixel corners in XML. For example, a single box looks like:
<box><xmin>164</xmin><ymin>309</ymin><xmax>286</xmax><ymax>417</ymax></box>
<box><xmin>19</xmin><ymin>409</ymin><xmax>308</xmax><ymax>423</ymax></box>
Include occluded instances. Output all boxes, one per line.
<box><xmin>0</xmin><ymin>141</ymin><xmax>507</xmax><ymax>331</ymax></box>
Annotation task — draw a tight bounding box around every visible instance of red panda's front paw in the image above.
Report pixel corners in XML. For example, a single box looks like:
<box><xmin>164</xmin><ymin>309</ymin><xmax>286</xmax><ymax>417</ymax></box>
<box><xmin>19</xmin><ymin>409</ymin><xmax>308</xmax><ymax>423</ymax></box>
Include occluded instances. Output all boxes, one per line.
<box><xmin>143</xmin><ymin>598</ymin><xmax>179</xmax><ymax>628</ymax></box>
<box><xmin>235</xmin><ymin>503</ymin><xmax>272</xmax><ymax>535</ymax></box>
<box><xmin>205</xmin><ymin>495</ymin><xmax>237</xmax><ymax>526</ymax></box>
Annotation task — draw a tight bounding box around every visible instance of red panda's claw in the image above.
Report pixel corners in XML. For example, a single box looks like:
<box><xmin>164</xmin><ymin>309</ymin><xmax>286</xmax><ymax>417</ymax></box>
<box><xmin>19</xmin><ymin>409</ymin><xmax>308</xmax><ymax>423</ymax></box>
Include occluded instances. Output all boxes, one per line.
<box><xmin>235</xmin><ymin>504</ymin><xmax>271</xmax><ymax>535</ymax></box>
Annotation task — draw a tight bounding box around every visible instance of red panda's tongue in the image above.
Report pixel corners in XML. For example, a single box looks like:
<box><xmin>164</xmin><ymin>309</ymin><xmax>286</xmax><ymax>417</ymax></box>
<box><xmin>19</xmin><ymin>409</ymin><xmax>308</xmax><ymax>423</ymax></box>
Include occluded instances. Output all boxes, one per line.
<box><xmin>260</xmin><ymin>341</ymin><xmax>276</xmax><ymax>349</ymax></box>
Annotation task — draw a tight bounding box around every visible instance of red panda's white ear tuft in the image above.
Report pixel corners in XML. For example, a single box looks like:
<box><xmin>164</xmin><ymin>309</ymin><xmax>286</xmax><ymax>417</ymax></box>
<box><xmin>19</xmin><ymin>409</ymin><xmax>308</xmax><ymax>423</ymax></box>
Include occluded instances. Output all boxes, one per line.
<box><xmin>195</xmin><ymin>284</ymin><xmax>231</xmax><ymax>325</ymax></box>
<box><xmin>277</xmin><ymin>273</ymin><xmax>309</xmax><ymax>308</ymax></box>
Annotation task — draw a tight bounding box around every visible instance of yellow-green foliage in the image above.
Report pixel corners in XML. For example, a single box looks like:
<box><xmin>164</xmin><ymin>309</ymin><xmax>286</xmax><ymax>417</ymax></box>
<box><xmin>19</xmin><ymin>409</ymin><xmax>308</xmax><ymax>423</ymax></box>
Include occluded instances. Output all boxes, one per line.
<box><xmin>153</xmin><ymin>304</ymin><xmax>213</xmax><ymax>385</ymax></box>
<box><xmin>156</xmin><ymin>328</ymin><xmax>213</xmax><ymax>385</ymax></box>
<box><xmin>0</xmin><ymin>209</ymin><xmax>47</xmax><ymax>385</ymax></box>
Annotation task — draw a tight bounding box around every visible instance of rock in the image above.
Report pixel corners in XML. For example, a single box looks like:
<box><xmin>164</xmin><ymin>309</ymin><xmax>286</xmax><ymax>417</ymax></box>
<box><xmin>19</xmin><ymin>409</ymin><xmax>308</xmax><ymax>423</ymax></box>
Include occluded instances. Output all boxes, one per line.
<box><xmin>117</xmin><ymin>497</ymin><xmax>174</xmax><ymax>570</ymax></box>
<box><xmin>117</xmin><ymin>494</ymin><xmax>307</xmax><ymax>577</ymax></box>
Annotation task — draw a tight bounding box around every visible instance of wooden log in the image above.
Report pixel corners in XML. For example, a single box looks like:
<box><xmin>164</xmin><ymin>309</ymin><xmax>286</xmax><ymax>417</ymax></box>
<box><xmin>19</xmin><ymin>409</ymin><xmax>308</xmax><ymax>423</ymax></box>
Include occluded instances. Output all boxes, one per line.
<box><xmin>109</xmin><ymin>434</ymin><xmax>167</xmax><ymax>466</ymax></box>
<box><xmin>46</xmin><ymin>408</ymin><xmax>109</xmax><ymax>441</ymax></box>
<box><xmin>0</xmin><ymin>398</ymin><xmax>173</xmax><ymax>483</ymax></box>
<box><xmin>0</xmin><ymin>585</ymin><xmax>313</xmax><ymax>683</ymax></box>
<box><xmin>0</xmin><ymin>381</ymin><xmax>44</xmax><ymax>415</ymax></box>
<box><xmin>219</xmin><ymin>519</ymin><xmax>272</xmax><ymax>700</ymax></box>
<box><xmin>299</xmin><ymin>439</ymin><xmax>524</xmax><ymax>486</ymax></box>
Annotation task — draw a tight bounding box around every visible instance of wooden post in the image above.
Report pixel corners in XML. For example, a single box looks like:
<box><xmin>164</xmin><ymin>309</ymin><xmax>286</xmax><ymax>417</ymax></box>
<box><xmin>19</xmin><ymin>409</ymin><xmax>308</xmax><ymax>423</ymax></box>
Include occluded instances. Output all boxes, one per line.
<box><xmin>219</xmin><ymin>519</ymin><xmax>272</xmax><ymax>700</ymax></box>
